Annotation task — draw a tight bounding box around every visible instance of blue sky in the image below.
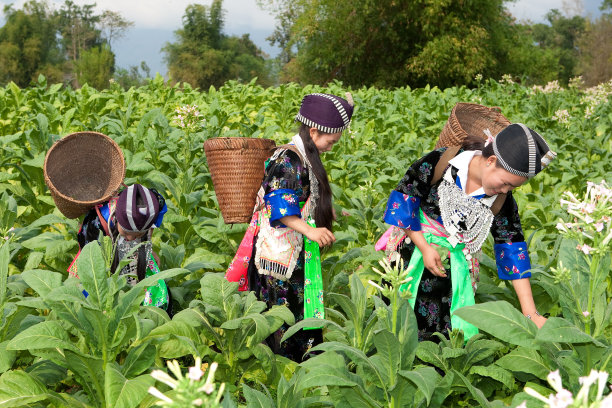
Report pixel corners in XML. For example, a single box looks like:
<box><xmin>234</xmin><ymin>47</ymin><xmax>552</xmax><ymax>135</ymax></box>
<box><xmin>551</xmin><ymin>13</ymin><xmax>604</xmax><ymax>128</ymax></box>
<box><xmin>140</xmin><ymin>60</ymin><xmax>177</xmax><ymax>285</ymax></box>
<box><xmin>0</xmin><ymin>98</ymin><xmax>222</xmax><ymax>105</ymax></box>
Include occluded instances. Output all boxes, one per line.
<box><xmin>0</xmin><ymin>0</ymin><xmax>605</xmax><ymax>77</ymax></box>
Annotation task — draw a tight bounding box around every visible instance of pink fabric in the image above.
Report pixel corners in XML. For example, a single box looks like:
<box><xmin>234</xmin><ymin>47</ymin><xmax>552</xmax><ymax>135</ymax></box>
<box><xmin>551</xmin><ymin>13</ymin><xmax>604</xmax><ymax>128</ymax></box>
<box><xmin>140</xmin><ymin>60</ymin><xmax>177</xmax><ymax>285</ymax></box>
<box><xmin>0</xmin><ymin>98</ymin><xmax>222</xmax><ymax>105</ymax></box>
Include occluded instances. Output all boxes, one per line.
<box><xmin>225</xmin><ymin>212</ymin><xmax>259</xmax><ymax>291</ymax></box>
<box><xmin>375</xmin><ymin>227</ymin><xmax>393</xmax><ymax>251</ymax></box>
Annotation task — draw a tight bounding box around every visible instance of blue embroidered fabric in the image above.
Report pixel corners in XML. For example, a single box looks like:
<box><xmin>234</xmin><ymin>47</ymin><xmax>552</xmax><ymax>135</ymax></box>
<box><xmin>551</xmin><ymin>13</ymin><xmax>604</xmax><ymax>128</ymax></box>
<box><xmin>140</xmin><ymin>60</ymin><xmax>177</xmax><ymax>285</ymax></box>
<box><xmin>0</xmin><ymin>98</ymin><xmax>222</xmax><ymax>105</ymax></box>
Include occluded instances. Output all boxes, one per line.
<box><xmin>494</xmin><ymin>242</ymin><xmax>532</xmax><ymax>280</ymax></box>
<box><xmin>264</xmin><ymin>188</ymin><xmax>301</xmax><ymax>227</ymax></box>
<box><xmin>383</xmin><ymin>190</ymin><xmax>421</xmax><ymax>230</ymax></box>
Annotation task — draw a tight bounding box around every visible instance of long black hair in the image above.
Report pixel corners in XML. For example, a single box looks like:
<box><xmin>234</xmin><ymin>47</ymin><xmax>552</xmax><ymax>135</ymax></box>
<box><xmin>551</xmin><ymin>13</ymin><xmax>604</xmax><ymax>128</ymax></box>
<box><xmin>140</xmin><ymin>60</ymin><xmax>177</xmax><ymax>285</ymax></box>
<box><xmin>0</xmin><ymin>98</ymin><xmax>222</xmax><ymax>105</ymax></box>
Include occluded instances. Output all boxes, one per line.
<box><xmin>461</xmin><ymin>134</ymin><xmax>496</xmax><ymax>162</ymax></box>
<box><xmin>299</xmin><ymin>124</ymin><xmax>334</xmax><ymax>230</ymax></box>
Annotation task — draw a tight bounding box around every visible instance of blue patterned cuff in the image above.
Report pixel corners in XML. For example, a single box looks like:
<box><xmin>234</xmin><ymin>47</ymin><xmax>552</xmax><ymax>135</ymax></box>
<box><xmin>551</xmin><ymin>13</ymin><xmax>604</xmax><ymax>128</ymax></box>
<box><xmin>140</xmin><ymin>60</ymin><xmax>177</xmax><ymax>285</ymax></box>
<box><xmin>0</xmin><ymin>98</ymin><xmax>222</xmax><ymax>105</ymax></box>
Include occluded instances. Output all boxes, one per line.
<box><xmin>495</xmin><ymin>242</ymin><xmax>532</xmax><ymax>280</ymax></box>
<box><xmin>264</xmin><ymin>189</ymin><xmax>301</xmax><ymax>227</ymax></box>
<box><xmin>383</xmin><ymin>190</ymin><xmax>421</xmax><ymax>231</ymax></box>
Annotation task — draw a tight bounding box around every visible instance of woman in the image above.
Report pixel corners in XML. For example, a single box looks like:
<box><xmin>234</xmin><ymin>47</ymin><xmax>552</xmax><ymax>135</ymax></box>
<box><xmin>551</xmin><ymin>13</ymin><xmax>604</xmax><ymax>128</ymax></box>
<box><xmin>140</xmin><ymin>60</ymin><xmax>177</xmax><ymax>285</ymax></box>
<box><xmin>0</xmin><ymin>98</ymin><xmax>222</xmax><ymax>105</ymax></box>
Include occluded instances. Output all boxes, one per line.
<box><xmin>226</xmin><ymin>93</ymin><xmax>354</xmax><ymax>361</ymax></box>
<box><xmin>69</xmin><ymin>184</ymin><xmax>171</xmax><ymax>313</ymax></box>
<box><xmin>379</xmin><ymin>123</ymin><xmax>556</xmax><ymax>341</ymax></box>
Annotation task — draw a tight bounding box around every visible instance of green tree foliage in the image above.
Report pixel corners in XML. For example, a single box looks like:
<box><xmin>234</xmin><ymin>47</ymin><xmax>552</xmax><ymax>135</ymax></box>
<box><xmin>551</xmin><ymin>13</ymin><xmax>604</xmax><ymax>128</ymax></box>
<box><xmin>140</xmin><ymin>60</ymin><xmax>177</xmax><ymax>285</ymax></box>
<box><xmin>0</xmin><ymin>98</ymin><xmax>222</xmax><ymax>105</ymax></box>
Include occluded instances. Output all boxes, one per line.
<box><xmin>0</xmin><ymin>1</ymin><xmax>63</xmax><ymax>87</ymax></box>
<box><xmin>261</xmin><ymin>0</ymin><xmax>596</xmax><ymax>88</ymax></box>
<box><xmin>578</xmin><ymin>14</ymin><xmax>612</xmax><ymax>86</ymax></box>
<box><xmin>163</xmin><ymin>0</ymin><xmax>271</xmax><ymax>88</ymax></box>
<box><xmin>75</xmin><ymin>44</ymin><xmax>115</xmax><ymax>89</ymax></box>
<box><xmin>530</xmin><ymin>10</ymin><xmax>586</xmax><ymax>85</ymax></box>
<box><xmin>0</xmin><ymin>0</ymin><xmax>132</xmax><ymax>89</ymax></box>
<box><xmin>262</xmin><ymin>0</ymin><xmax>527</xmax><ymax>88</ymax></box>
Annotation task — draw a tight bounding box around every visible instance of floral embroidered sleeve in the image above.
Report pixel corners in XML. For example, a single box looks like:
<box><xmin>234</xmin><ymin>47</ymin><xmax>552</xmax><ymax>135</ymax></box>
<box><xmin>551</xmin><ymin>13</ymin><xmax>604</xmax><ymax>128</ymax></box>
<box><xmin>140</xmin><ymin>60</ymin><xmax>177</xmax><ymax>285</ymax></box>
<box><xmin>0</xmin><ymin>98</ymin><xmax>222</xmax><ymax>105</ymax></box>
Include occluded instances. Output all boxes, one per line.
<box><xmin>262</xmin><ymin>149</ymin><xmax>307</xmax><ymax>228</ymax></box>
<box><xmin>384</xmin><ymin>149</ymin><xmax>444</xmax><ymax>230</ymax></box>
<box><xmin>491</xmin><ymin>193</ymin><xmax>532</xmax><ymax>280</ymax></box>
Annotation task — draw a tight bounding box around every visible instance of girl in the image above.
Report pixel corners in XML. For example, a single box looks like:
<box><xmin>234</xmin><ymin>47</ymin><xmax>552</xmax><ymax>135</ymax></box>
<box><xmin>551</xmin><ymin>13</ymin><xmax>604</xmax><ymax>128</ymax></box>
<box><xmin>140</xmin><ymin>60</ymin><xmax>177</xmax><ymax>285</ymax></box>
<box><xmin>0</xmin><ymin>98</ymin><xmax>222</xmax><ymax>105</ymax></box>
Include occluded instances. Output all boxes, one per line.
<box><xmin>379</xmin><ymin>123</ymin><xmax>556</xmax><ymax>341</ymax></box>
<box><xmin>226</xmin><ymin>93</ymin><xmax>354</xmax><ymax>361</ymax></box>
<box><xmin>69</xmin><ymin>184</ymin><xmax>170</xmax><ymax>313</ymax></box>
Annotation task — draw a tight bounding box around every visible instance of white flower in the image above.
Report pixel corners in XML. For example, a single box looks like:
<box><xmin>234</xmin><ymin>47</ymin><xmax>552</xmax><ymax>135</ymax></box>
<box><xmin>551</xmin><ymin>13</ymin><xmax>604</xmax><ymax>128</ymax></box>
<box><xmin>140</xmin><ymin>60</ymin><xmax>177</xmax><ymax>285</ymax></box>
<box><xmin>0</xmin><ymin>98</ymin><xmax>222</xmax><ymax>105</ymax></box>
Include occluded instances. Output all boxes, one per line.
<box><xmin>583</xmin><ymin>311</ymin><xmax>590</xmax><ymax>317</ymax></box>
<box><xmin>148</xmin><ymin>386</ymin><xmax>173</xmax><ymax>403</ymax></box>
<box><xmin>548</xmin><ymin>370</ymin><xmax>564</xmax><ymax>393</ymax></box>
<box><xmin>549</xmin><ymin>389</ymin><xmax>574</xmax><ymax>408</ymax></box>
<box><xmin>150</xmin><ymin>369</ymin><xmax>178</xmax><ymax>389</ymax></box>
<box><xmin>595</xmin><ymin>222</ymin><xmax>605</xmax><ymax>232</ymax></box>
<box><xmin>189</xmin><ymin>365</ymin><xmax>204</xmax><ymax>381</ymax></box>
<box><xmin>577</xmin><ymin>244</ymin><xmax>592</xmax><ymax>255</ymax></box>
<box><xmin>556</xmin><ymin>222</ymin><xmax>567</xmax><ymax>232</ymax></box>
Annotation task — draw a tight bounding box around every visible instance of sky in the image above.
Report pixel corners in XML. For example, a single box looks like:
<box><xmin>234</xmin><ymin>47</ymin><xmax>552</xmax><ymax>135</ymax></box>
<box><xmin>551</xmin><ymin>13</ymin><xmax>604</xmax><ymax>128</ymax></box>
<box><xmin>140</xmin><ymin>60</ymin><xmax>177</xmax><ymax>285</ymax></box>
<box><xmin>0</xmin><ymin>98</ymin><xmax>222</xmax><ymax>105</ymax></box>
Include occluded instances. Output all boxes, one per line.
<box><xmin>0</xmin><ymin>0</ymin><xmax>605</xmax><ymax>77</ymax></box>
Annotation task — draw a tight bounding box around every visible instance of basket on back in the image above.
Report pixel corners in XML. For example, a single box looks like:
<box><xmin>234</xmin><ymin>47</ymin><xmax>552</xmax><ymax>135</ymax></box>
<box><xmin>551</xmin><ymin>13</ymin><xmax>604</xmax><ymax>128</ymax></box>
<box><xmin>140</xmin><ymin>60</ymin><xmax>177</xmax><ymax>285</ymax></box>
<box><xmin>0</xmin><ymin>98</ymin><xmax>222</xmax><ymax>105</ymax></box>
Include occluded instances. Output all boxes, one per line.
<box><xmin>44</xmin><ymin>132</ymin><xmax>125</xmax><ymax>219</ymax></box>
<box><xmin>435</xmin><ymin>103</ymin><xmax>511</xmax><ymax>148</ymax></box>
<box><xmin>204</xmin><ymin>137</ymin><xmax>276</xmax><ymax>224</ymax></box>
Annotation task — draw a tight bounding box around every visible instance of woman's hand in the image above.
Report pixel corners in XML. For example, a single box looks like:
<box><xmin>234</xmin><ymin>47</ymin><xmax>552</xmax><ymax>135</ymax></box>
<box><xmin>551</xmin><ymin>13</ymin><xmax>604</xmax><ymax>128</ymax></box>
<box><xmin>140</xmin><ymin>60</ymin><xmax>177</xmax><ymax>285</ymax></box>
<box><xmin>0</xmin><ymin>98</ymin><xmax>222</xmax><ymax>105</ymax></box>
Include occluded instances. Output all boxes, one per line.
<box><xmin>421</xmin><ymin>245</ymin><xmax>447</xmax><ymax>277</ymax></box>
<box><xmin>279</xmin><ymin>215</ymin><xmax>335</xmax><ymax>247</ymax></box>
<box><xmin>530</xmin><ymin>313</ymin><xmax>547</xmax><ymax>329</ymax></box>
<box><xmin>305</xmin><ymin>227</ymin><xmax>336</xmax><ymax>247</ymax></box>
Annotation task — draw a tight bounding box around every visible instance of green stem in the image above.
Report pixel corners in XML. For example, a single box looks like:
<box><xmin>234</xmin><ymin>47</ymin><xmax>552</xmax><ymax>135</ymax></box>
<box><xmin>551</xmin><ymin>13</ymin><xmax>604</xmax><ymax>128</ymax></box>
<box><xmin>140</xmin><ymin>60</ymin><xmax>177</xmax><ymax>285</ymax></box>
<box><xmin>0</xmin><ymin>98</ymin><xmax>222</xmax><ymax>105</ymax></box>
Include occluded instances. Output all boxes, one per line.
<box><xmin>585</xmin><ymin>254</ymin><xmax>600</xmax><ymax>335</ymax></box>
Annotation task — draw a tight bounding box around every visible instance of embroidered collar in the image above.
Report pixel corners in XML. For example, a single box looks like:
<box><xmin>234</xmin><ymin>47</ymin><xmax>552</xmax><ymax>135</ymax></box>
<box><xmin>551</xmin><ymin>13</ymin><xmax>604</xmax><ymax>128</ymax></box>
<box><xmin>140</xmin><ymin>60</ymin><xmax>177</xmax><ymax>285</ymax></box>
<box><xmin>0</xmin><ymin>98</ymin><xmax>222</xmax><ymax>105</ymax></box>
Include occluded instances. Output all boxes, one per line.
<box><xmin>448</xmin><ymin>150</ymin><xmax>497</xmax><ymax>207</ymax></box>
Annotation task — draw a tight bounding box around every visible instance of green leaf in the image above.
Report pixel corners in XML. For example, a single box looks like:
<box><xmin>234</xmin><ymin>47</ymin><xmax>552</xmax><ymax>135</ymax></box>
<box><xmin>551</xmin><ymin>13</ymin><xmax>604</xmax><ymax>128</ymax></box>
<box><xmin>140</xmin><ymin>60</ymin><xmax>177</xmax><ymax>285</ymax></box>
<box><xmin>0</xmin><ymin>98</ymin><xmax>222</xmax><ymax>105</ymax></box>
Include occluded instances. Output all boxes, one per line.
<box><xmin>0</xmin><ymin>370</ymin><xmax>53</xmax><ymax>407</ymax></box>
<box><xmin>451</xmin><ymin>369</ymin><xmax>494</xmax><ymax>408</ymax></box>
<box><xmin>105</xmin><ymin>362</ymin><xmax>154</xmax><ymax>408</ymax></box>
<box><xmin>134</xmin><ymin>268</ymin><xmax>189</xmax><ymax>289</ymax></box>
<box><xmin>122</xmin><ymin>344</ymin><xmax>156</xmax><ymax>378</ymax></box>
<box><xmin>372</xmin><ymin>329</ymin><xmax>400</xmax><ymax>378</ymax></box>
<box><xmin>453</xmin><ymin>301</ymin><xmax>538</xmax><ymax>348</ymax></box>
<box><xmin>416</xmin><ymin>341</ymin><xmax>446</xmax><ymax>370</ymax></box>
<box><xmin>25</xmin><ymin>360</ymin><xmax>67</xmax><ymax>386</ymax></box>
<box><xmin>495</xmin><ymin>347</ymin><xmax>550</xmax><ymax>378</ymax></box>
<box><xmin>399</xmin><ymin>366</ymin><xmax>441</xmax><ymax>406</ymax></box>
<box><xmin>0</xmin><ymin>243</ymin><xmax>9</xmax><ymax>306</ymax></box>
<box><xmin>65</xmin><ymin>350</ymin><xmax>105</xmax><ymax>403</ymax></box>
<box><xmin>6</xmin><ymin>320</ymin><xmax>79</xmax><ymax>352</ymax></box>
<box><xmin>468</xmin><ymin>365</ymin><xmax>514</xmax><ymax>389</ymax></box>
<box><xmin>77</xmin><ymin>242</ymin><xmax>109</xmax><ymax>310</ymax></box>
<box><xmin>295</xmin><ymin>364</ymin><xmax>357</xmax><ymax>391</ymax></box>
<box><xmin>243</xmin><ymin>383</ymin><xmax>275</xmax><ymax>407</ymax></box>
<box><xmin>0</xmin><ymin>341</ymin><xmax>16</xmax><ymax>373</ymax></box>
<box><xmin>536</xmin><ymin>317</ymin><xmax>604</xmax><ymax>345</ymax></box>
<box><xmin>21</xmin><ymin>269</ymin><xmax>63</xmax><ymax>297</ymax></box>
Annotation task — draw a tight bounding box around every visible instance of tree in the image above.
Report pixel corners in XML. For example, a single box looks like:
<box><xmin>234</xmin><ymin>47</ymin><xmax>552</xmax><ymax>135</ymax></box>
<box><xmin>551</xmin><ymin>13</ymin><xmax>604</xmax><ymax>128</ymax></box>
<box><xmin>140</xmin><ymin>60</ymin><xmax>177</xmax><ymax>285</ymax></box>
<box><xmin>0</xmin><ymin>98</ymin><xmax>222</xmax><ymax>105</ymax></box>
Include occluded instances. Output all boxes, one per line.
<box><xmin>0</xmin><ymin>1</ymin><xmax>63</xmax><ymax>86</ymax></box>
<box><xmin>74</xmin><ymin>44</ymin><xmax>115</xmax><ymax>89</ymax></box>
<box><xmin>577</xmin><ymin>14</ymin><xmax>612</xmax><ymax>85</ymax></box>
<box><xmin>163</xmin><ymin>0</ymin><xmax>270</xmax><ymax>88</ymax></box>
<box><xmin>260</xmin><ymin>0</ymin><xmax>530</xmax><ymax>88</ymax></box>
<box><xmin>530</xmin><ymin>9</ymin><xmax>586</xmax><ymax>85</ymax></box>
<box><xmin>99</xmin><ymin>10</ymin><xmax>134</xmax><ymax>49</ymax></box>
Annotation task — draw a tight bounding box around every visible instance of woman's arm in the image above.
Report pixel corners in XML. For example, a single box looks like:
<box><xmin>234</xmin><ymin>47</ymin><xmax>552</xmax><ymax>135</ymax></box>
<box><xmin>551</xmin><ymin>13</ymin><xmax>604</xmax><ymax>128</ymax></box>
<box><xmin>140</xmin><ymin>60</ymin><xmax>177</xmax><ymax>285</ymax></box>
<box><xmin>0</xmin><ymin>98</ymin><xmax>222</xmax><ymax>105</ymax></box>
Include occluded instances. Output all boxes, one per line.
<box><xmin>512</xmin><ymin>278</ymin><xmax>547</xmax><ymax>328</ymax></box>
<box><xmin>279</xmin><ymin>215</ymin><xmax>335</xmax><ymax>247</ymax></box>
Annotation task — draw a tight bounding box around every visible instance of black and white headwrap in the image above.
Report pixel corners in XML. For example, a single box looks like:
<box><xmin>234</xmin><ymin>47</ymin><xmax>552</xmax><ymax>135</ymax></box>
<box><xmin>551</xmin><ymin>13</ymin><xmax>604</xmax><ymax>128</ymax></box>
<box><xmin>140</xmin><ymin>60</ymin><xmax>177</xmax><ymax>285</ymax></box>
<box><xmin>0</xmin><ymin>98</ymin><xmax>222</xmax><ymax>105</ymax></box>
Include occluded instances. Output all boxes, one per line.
<box><xmin>492</xmin><ymin>123</ymin><xmax>556</xmax><ymax>179</ymax></box>
<box><xmin>115</xmin><ymin>184</ymin><xmax>160</xmax><ymax>233</ymax></box>
<box><xmin>295</xmin><ymin>93</ymin><xmax>354</xmax><ymax>133</ymax></box>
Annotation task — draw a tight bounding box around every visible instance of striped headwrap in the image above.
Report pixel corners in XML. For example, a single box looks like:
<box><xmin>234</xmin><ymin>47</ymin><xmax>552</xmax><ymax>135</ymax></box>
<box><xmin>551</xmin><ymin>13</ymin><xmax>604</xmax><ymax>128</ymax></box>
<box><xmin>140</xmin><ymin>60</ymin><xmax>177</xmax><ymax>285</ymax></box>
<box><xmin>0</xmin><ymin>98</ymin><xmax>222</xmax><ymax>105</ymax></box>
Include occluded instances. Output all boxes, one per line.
<box><xmin>295</xmin><ymin>93</ymin><xmax>354</xmax><ymax>133</ymax></box>
<box><xmin>115</xmin><ymin>184</ymin><xmax>160</xmax><ymax>232</ymax></box>
<box><xmin>493</xmin><ymin>123</ymin><xmax>556</xmax><ymax>178</ymax></box>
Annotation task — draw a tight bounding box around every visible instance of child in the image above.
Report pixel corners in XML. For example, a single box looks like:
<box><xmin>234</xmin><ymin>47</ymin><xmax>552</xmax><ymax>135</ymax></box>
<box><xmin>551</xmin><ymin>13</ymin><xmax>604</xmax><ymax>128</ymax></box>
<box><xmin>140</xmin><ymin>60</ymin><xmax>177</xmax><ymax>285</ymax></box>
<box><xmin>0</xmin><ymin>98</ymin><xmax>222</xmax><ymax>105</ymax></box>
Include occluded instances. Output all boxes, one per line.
<box><xmin>69</xmin><ymin>184</ymin><xmax>170</xmax><ymax>313</ymax></box>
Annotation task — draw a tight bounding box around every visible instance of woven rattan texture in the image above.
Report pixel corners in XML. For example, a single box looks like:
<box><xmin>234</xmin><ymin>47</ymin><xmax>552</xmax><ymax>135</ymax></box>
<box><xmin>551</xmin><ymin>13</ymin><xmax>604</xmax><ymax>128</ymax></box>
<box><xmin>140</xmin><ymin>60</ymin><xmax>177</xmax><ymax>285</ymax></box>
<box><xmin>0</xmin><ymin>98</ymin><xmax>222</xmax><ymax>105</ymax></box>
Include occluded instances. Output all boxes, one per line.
<box><xmin>44</xmin><ymin>132</ymin><xmax>125</xmax><ymax>218</ymax></box>
<box><xmin>204</xmin><ymin>137</ymin><xmax>276</xmax><ymax>224</ymax></box>
<box><xmin>435</xmin><ymin>103</ymin><xmax>511</xmax><ymax>149</ymax></box>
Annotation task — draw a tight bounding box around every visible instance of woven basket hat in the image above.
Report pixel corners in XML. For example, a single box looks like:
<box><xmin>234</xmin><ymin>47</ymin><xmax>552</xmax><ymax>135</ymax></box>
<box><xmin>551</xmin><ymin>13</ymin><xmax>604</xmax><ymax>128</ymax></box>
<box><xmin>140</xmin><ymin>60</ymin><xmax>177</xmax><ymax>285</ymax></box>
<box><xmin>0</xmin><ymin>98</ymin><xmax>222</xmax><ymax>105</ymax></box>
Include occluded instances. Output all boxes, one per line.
<box><xmin>204</xmin><ymin>137</ymin><xmax>276</xmax><ymax>224</ymax></box>
<box><xmin>44</xmin><ymin>132</ymin><xmax>125</xmax><ymax>218</ymax></box>
<box><xmin>435</xmin><ymin>103</ymin><xmax>511</xmax><ymax>149</ymax></box>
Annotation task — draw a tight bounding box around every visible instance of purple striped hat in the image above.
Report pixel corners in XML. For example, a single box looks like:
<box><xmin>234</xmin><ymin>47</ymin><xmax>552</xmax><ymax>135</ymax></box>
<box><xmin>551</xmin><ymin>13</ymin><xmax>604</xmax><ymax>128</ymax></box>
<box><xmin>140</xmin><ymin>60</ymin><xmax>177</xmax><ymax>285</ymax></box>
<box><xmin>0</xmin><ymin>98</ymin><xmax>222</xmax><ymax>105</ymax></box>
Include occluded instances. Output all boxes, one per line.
<box><xmin>295</xmin><ymin>93</ymin><xmax>354</xmax><ymax>133</ymax></box>
<box><xmin>115</xmin><ymin>184</ymin><xmax>160</xmax><ymax>232</ymax></box>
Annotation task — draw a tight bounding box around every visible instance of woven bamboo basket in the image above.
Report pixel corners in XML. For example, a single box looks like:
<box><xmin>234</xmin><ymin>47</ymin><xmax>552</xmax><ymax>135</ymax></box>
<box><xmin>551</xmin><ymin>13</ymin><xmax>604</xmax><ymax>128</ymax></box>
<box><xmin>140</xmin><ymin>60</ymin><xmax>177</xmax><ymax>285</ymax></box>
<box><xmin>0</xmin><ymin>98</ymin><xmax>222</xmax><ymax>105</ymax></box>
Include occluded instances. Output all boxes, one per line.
<box><xmin>43</xmin><ymin>132</ymin><xmax>125</xmax><ymax>219</ymax></box>
<box><xmin>435</xmin><ymin>103</ymin><xmax>511</xmax><ymax>149</ymax></box>
<box><xmin>204</xmin><ymin>137</ymin><xmax>276</xmax><ymax>224</ymax></box>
